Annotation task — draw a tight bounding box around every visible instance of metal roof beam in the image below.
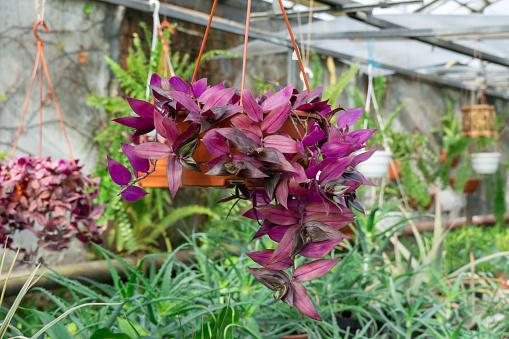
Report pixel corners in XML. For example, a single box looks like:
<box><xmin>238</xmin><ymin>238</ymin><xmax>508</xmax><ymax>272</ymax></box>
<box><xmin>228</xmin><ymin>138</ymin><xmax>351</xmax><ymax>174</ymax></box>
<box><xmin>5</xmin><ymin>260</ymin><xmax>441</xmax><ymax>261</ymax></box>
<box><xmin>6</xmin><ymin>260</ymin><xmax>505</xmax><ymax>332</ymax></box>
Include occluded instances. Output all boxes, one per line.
<box><xmin>309</xmin><ymin>25</ymin><xmax>509</xmax><ymax>39</ymax></box>
<box><xmin>349</xmin><ymin>12</ymin><xmax>509</xmax><ymax>68</ymax></box>
<box><xmin>94</xmin><ymin>0</ymin><xmax>509</xmax><ymax>99</ymax></box>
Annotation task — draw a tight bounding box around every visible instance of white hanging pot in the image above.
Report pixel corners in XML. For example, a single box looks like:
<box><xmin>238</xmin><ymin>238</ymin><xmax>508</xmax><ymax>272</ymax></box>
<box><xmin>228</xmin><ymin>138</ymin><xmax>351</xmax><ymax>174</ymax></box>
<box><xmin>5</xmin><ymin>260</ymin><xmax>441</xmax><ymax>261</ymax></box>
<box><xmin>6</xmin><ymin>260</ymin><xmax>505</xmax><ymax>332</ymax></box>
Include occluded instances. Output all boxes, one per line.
<box><xmin>356</xmin><ymin>150</ymin><xmax>393</xmax><ymax>179</ymax></box>
<box><xmin>471</xmin><ymin>152</ymin><xmax>501</xmax><ymax>174</ymax></box>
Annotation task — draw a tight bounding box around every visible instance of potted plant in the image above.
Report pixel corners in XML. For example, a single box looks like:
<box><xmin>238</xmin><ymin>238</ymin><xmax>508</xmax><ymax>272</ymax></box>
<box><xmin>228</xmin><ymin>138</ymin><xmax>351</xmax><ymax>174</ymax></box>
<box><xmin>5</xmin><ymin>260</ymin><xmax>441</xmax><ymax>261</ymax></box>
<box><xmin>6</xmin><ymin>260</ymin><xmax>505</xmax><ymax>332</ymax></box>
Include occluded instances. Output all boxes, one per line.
<box><xmin>470</xmin><ymin>110</ymin><xmax>507</xmax><ymax>174</ymax></box>
<box><xmin>0</xmin><ymin>155</ymin><xmax>105</xmax><ymax>261</ymax></box>
<box><xmin>107</xmin><ymin>72</ymin><xmax>378</xmax><ymax>320</ymax></box>
<box><xmin>448</xmin><ymin>151</ymin><xmax>480</xmax><ymax>194</ymax></box>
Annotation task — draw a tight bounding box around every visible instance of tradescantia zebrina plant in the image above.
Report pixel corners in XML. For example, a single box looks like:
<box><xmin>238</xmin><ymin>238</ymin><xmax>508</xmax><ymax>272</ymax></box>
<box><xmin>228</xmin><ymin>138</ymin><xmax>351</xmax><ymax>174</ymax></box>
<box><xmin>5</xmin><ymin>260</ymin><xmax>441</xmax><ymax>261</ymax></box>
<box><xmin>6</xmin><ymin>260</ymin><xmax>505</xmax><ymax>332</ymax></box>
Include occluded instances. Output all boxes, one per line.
<box><xmin>108</xmin><ymin>73</ymin><xmax>377</xmax><ymax>320</ymax></box>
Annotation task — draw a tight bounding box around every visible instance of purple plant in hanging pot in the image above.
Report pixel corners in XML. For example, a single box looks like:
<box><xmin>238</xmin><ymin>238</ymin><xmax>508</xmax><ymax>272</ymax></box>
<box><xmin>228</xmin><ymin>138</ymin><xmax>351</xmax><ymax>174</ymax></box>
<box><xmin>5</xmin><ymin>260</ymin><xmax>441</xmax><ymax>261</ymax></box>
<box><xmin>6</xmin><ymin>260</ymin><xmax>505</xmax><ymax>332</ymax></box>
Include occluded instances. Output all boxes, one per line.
<box><xmin>0</xmin><ymin>155</ymin><xmax>105</xmax><ymax>260</ymax></box>
<box><xmin>109</xmin><ymin>74</ymin><xmax>377</xmax><ymax>320</ymax></box>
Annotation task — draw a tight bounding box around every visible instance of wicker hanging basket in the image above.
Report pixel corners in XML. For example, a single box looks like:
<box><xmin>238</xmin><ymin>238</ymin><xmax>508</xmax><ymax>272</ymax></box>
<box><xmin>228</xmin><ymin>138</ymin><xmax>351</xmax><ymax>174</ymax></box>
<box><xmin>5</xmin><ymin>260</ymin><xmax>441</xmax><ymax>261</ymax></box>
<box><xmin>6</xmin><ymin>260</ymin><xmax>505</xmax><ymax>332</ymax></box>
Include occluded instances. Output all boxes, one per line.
<box><xmin>461</xmin><ymin>104</ymin><xmax>495</xmax><ymax>138</ymax></box>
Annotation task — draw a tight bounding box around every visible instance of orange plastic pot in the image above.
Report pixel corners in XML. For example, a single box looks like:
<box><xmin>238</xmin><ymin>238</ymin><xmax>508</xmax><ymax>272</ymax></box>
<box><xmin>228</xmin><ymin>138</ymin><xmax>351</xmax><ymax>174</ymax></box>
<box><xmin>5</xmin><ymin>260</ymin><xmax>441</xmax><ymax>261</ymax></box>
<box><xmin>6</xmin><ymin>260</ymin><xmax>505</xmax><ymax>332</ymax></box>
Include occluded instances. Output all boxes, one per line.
<box><xmin>388</xmin><ymin>159</ymin><xmax>402</xmax><ymax>180</ymax></box>
<box><xmin>140</xmin><ymin>110</ymin><xmax>318</xmax><ymax>188</ymax></box>
<box><xmin>448</xmin><ymin>177</ymin><xmax>480</xmax><ymax>194</ymax></box>
<box><xmin>440</xmin><ymin>150</ymin><xmax>460</xmax><ymax>169</ymax></box>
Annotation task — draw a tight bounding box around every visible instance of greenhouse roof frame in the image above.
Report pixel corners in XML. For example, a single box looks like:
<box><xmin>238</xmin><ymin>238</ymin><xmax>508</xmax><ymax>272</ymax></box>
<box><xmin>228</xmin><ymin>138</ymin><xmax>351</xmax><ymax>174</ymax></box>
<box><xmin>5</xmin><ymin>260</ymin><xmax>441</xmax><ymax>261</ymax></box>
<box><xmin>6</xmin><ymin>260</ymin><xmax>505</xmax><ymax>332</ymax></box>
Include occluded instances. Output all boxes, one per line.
<box><xmin>96</xmin><ymin>0</ymin><xmax>509</xmax><ymax>99</ymax></box>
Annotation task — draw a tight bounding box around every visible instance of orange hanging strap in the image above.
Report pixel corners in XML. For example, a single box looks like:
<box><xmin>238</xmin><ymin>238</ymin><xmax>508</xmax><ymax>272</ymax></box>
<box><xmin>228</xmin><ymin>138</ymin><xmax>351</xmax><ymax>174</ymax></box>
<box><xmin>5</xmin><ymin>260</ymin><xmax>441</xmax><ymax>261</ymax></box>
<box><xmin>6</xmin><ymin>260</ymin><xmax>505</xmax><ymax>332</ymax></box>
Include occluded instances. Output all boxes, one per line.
<box><xmin>11</xmin><ymin>20</ymin><xmax>75</xmax><ymax>166</ymax></box>
<box><xmin>191</xmin><ymin>0</ymin><xmax>218</xmax><ymax>84</ymax></box>
<box><xmin>240</xmin><ymin>0</ymin><xmax>252</xmax><ymax>104</ymax></box>
<box><xmin>277</xmin><ymin>0</ymin><xmax>310</xmax><ymax>93</ymax></box>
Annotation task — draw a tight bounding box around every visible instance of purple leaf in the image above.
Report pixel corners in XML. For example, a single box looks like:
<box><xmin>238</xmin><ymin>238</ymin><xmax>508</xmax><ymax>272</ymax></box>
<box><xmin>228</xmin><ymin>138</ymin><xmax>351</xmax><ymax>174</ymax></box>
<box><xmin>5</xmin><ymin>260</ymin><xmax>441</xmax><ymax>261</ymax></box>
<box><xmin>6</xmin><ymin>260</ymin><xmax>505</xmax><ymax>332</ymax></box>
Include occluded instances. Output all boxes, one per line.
<box><xmin>261</xmin><ymin>103</ymin><xmax>291</xmax><ymax>134</ymax></box>
<box><xmin>252</xmin><ymin>220</ymin><xmax>275</xmax><ymax>239</ymax></box>
<box><xmin>166</xmin><ymin>155</ymin><xmax>182</xmax><ymax>198</ymax></box>
<box><xmin>247</xmin><ymin>267</ymin><xmax>290</xmax><ymax>290</ymax></box>
<box><xmin>263</xmin><ymin>135</ymin><xmax>297</xmax><ymax>153</ymax></box>
<box><xmin>352</xmin><ymin>148</ymin><xmax>378</xmax><ymax>166</ymax></box>
<box><xmin>169</xmin><ymin>91</ymin><xmax>200</xmax><ymax>112</ymax></box>
<box><xmin>202</xmin><ymin>88</ymin><xmax>237</xmax><ymax>113</ymax></box>
<box><xmin>120</xmin><ymin>142</ymin><xmax>150</xmax><ymax>177</ymax></box>
<box><xmin>290</xmin><ymin>281</ymin><xmax>322</xmax><ymax>321</ymax></box>
<box><xmin>121</xmin><ymin>186</ymin><xmax>148</xmax><ymax>202</ymax></box>
<box><xmin>107</xmin><ymin>157</ymin><xmax>132</xmax><ymax>186</ymax></box>
<box><xmin>162</xmin><ymin>117</ymin><xmax>179</xmax><ymax>147</ymax></box>
<box><xmin>133</xmin><ymin>143</ymin><xmax>172</xmax><ymax>160</ymax></box>
<box><xmin>191</xmin><ymin>78</ymin><xmax>208</xmax><ymax>98</ymax></box>
<box><xmin>175</xmin><ymin>123</ymin><xmax>200</xmax><ymax>151</ymax></box>
<box><xmin>237</xmin><ymin>161</ymin><xmax>269</xmax><ymax>179</ymax></box>
<box><xmin>302</xmin><ymin>123</ymin><xmax>325</xmax><ymax>146</ymax></box>
<box><xmin>299</xmin><ymin>239</ymin><xmax>341</xmax><ymax>258</ymax></box>
<box><xmin>319</xmin><ymin>157</ymin><xmax>354</xmax><ymax>182</ymax></box>
<box><xmin>348</xmin><ymin>129</ymin><xmax>377</xmax><ymax>145</ymax></box>
<box><xmin>201</xmin><ymin>138</ymin><xmax>230</xmax><ymax>157</ymax></box>
<box><xmin>247</xmin><ymin>249</ymin><xmax>293</xmax><ymax>270</ymax></box>
<box><xmin>198</xmin><ymin>81</ymin><xmax>225</xmax><ymax>104</ymax></box>
<box><xmin>169</xmin><ymin>76</ymin><xmax>189</xmax><ymax>92</ymax></box>
<box><xmin>256</xmin><ymin>205</ymin><xmax>300</xmax><ymax>225</ymax></box>
<box><xmin>153</xmin><ymin>109</ymin><xmax>166</xmax><ymax>137</ymax></box>
<box><xmin>113</xmin><ymin>117</ymin><xmax>154</xmax><ymax>131</ymax></box>
<box><xmin>293</xmin><ymin>258</ymin><xmax>341</xmax><ymax>281</ymax></box>
<box><xmin>230</xmin><ymin>114</ymin><xmax>262</xmax><ymax>137</ymax></box>
<box><xmin>126</xmin><ymin>97</ymin><xmax>157</xmax><ymax>119</ymax></box>
<box><xmin>336</xmin><ymin>107</ymin><xmax>365</xmax><ymax>129</ymax></box>
<box><xmin>242</xmin><ymin>90</ymin><xmax>263</xmax><ymax>122</ymax></box>
<box><xmin>269</xmin><ymin>225</ymin><xmax>299</xmax><ymax>264</ymax></box>
<box><xmin>262</xmin><ymin>84</ymin><xmax>294</xmax><ymax>111</ymax></box>
<box><xmin>321</xmin><ymin>142</ymin><xmax>353</xmax><ymax>159</ymax></box>
<box><xmin>305</xmin><ymin>201</ymin><xmax>356</xmax><ymax>217</ymax></box>
<box><xmin>150</xmin><ymin>73</ymin><xmax>161</xmax><ymax>87</ymax></box>
<box><xmin>275</xmin><ymin>174</ymin><xmax>289</xmax><ymax>208</ymax></box>
<box><xmin>268</xmin><ymin>225</ymin><xmax>291</xmax><ymax>242</ymax></box>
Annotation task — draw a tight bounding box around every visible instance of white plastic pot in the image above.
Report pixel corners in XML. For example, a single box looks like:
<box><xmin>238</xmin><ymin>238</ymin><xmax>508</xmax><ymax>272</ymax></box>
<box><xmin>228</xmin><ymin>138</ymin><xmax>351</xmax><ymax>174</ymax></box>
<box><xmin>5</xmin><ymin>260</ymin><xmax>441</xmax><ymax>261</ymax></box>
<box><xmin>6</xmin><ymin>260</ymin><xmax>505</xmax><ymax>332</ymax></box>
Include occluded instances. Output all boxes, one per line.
<box><xmin>356</xmin><ymin>150</ymin><xmax>393</xmax><ymax>179</ymax></box>
<box><xmin>471</xmin><ymin>152</ymin><xmax>501</xmax><ymax>174</ymax></box>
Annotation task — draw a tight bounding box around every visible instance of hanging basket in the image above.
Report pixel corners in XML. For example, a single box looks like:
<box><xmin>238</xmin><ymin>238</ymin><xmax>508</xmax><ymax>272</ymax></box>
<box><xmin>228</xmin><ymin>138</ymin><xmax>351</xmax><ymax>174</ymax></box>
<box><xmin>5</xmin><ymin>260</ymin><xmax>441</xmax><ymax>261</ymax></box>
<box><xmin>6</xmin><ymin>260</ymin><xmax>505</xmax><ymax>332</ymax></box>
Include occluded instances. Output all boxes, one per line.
<box><xmin>448</xmin><ymin>177</ymin><xmax>480</xmax><ymax>194</ymax></box>
<box><xmin>139</xmin><ymin>110</ymin><xmax>319</xmax><ymax>188</ymax></box>
<box><xmin>461</xmin><ymin>104</ymin><xmax>495</xmax><ymax>138</ymax></box>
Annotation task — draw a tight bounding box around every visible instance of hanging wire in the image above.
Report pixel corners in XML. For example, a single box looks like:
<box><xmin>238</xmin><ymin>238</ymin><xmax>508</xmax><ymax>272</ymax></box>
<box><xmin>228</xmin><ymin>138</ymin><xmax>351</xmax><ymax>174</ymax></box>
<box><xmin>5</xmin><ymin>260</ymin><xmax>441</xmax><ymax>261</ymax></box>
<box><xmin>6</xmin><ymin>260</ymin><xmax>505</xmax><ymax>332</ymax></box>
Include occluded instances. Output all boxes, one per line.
<box><xmin>191</xmin><ymin>0</ymin><xmax>218</xmax><ymax>84</ymax></box>
<box><xmin>35</xmin><ymin>0</ymin><xmax>46</xmax><ymax>22</ymax></box>
<box><xmin>240</xmin><ymin>0</ymin><xmax>253</xmax><ymax>101</ymax></box>
<box><xmin>146</xmin><ymin>0</ymin><xmax>161</xmax><ymax>99</ymax></box>
<box><xmin>304</xmin><ymin>0</ymin><xmax>314</xmax><ymax>69</ymax></box>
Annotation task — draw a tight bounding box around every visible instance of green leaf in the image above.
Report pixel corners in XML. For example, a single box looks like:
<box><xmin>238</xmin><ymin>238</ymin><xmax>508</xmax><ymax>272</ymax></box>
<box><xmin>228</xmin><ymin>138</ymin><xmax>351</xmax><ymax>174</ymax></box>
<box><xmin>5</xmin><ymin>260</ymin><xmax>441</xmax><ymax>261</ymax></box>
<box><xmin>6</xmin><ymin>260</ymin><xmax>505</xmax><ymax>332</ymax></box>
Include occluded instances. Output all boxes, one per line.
<box><xmin>118</xmin><ymin>318</ymin><xmax>150</xmax><ymax>338</ymax></box>
<box><xmin>91</xmin><ymin>328</ymin><xmax>132</xmax><ymax>339</ymax></box>
<box><xmin>30</xmin><ymin>309</ymin><xmax>74</xmax><ymax>339</ymax></box>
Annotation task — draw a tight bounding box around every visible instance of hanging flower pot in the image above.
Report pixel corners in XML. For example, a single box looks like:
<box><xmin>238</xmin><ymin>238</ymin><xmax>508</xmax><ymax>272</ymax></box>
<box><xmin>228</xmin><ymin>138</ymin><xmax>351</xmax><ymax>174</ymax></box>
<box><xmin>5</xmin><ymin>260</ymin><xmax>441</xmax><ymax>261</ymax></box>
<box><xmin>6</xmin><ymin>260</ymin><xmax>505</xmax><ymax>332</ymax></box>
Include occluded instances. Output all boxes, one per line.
<box><xmin>388</xmin><ymin>159</ymin><xmax>403</xmax><ymax>180</ymax></box>
<box><xmin>440</xmin><ymin>150</ymin><xmax>460</xmax><ymax>169</ymax></box>
<box><xmin>471</xmin><ymin>152</ymin><xmax>501</xmax><ymax>174</ymax></box>
<box><xmin>448</xmin><ymin>177</ymin><xmax>480</xmax><ymax>194</ymax></box>
<box><xmin>461</xmin><ymin>104</ymin><xmax>495</xmax><ymax>138</ymax></box>
<box><xmin>355</xmin><ymin>150</ymin><xmax>392</xmax><ymax>179</ymax></box>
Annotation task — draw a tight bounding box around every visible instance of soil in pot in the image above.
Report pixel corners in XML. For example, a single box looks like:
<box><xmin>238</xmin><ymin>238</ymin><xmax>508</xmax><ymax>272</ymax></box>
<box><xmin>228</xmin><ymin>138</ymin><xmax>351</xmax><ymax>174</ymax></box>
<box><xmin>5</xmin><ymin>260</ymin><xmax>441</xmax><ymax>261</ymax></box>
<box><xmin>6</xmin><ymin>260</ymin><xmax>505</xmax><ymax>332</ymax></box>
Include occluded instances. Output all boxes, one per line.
<box><xmin>448</xmin><ymin>177</ymin><xmax>480</xmax><ymax>194</ymax></box>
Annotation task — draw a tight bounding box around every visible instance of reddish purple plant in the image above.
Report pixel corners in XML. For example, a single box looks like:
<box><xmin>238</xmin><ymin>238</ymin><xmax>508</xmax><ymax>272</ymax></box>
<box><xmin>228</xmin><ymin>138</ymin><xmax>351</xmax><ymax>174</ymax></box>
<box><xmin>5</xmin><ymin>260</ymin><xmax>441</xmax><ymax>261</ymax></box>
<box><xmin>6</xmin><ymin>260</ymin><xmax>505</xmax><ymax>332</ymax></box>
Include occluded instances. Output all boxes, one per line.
<box><xmin>109</xmin><ymin>74</ymin><xmax>377</xmax><ymax>320</ymax></box>
<box><xmin>0</xmin><ymin>155</ymin><xmax>105</xmax><ymax>258</ymax></box>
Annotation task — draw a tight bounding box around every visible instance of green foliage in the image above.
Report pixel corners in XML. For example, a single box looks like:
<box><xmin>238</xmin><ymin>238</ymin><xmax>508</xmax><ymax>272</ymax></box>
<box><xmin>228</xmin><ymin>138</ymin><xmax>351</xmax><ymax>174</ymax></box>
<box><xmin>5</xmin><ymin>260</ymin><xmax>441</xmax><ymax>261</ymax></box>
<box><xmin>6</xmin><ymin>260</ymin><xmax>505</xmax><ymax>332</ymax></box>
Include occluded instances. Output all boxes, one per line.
<box><xmin>399</xmin><ymin>160</ymin><xmax>431</xmax><ymax>207</ymax></box>
<box><xmin>323</xmin><ymin>62</ymin><xmax>358</xmax><ymax>108</ymax></box>
<box><xmin>309</xmin><ymin>51</ymin><xmax>324</xmax><ymax>90</ymax></box>
<box><xmin>493</xmin><ymin>169</ymin><xmax>507</xmax><ymax>228</ymax></box>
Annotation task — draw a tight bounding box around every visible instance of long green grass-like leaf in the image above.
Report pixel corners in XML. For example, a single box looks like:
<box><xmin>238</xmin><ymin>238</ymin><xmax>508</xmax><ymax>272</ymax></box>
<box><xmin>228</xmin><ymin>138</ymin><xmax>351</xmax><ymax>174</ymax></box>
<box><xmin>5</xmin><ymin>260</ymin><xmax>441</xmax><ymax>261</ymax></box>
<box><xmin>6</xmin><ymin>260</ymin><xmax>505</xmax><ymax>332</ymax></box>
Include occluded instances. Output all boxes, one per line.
<box><xmin>323</xmin><ymin>62</ymin><xmax>359</xmax><ymax>107</ymax></box>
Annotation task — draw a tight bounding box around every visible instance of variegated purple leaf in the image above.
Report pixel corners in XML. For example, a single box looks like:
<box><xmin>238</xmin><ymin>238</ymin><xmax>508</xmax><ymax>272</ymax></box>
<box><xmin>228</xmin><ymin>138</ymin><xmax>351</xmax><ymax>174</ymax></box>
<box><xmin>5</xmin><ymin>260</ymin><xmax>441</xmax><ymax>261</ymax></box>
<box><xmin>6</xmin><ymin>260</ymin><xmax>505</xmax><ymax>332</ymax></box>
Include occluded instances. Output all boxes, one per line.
<box><xmin>256</xmin><ymin>205</ymin><xmax>299</xmax><ymax>225</ymax></box>
<box><xmin>201</xmin><ymin>138</ymin><xmax>230</xmax><ymax>157</ymax></box>
<box><xmin>293</xmin><ymin>258</ymin><xmax>341</xmax><ymax>281</ymax></box>
<box><xmin>133</xmin><ymin>143</ymin><xmax>172</xmax><ymax>160</ymax></box>
<box><xmin>261</xmin><ymin>103</ymin><xmax>291</xmax><ymax>134</ymax></box>
<box><xmin>202</xmin><ymin>88</ymin><xmax>236</xmax><ymax>112</ymax></box>
<box><xmin>269</xmin><ymin>224</ymin><xmax>300</xmax><ymax>264</ymax></box>
<box><xmin>241</xmin><ymin>89</ymin><xmax>263</xmax><ymax>122</ymax></box>
<box><xmin>299</xmin><ymin>239</ymin><xmax>341</xmax><ymax>258</ymax></box>
<box><xmin>166</xmin><ymin>155</ymin><xmax>182</xmax><ymax>198</ymax></box>
<box><xmin>120</xmin><ymin>142</ymin><xmax>150</xmax><ymax>177</ymax></box>
<box><xmin>121</xmin><ymin>186</ymin><xmax>148</xmax><ymax>202</ymax></box>
<box><xmin>113</xmin><ymin>117</ymin><xmax>154</xmax><ymax>131</ymax></box>
<box><xmin>247</xmin><ymin>249</ymin><xmax>293</xmax><ymax>270</ymax></box>
<box><xmin>262</xmin><ymin>84</ymin><xmax>294</xmax><ymax>111</ymax></box>
<box><xmin>276</xmin><ymin>174</ymin><xmax>289</xmax><ymax>208</ymax></box>
<box><xmin>336</xmin><ymin>107</ymin><xmax>365</xmax><ymax>128</ymax></box>
<box><xmin>304</xmin><ymin>212</ymin><xmax>354</xmax><ymax>229</ymax></box>
<box><xmin>126</xmin><ymin>97</ymin><xmax>157</xmax><ymax>119</ymax></box>
<box><xmin>290</xmin><ymin>281</ymin><xmax>322</xmax><ymax>321</ymax></box>
<box><xmin>107</xmin><ymin>157</ymin><xmax>132</xmax><ymax>186</ymax></box>
<box><xmin>230</xmin><ymin>114</ymin><xmax>262</xmax><ymax>137</ymax></box>
<box><xmin>263</xmin><ymin>135</ymin><xmax>297</xmax><ymax>153</ymax></box>
<box><xmin>175</xmin><ymin>123</ymin><xmax>200</xmax><ymax>150</ymax></box>
<box><xmin>304</xmin><ymin>201</ymin><xmax>356</xmax><ymax>217</ymax></box>
<box><xmin>237</xmin><ymin>161</ymin><xmax>269</xmax><ymax>179</ymax></box>
<box><xmin>246</xmin><ymin>267</ymin><xmax>290</xmax><ymax>290</ymax></box>
<box><xmin>169</xmin><ymin>76</ymin><xmax>189</xmax><ymax>93</ymax></box>
<box><xmin>169</xmin><ymin>91</ymin><xmax>200</xmax><ymax>112</ymax></box>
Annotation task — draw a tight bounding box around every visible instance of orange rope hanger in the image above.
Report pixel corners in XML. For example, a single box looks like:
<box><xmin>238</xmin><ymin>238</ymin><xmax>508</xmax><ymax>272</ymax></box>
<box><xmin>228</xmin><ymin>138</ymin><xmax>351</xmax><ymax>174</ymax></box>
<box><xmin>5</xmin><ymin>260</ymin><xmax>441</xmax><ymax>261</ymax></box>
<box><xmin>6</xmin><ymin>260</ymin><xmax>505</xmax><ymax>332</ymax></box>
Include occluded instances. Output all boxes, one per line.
<box><xmin>11</xmin><ymin>20</ymin><xmax>75</xmax><ymax>166</ymax></box>
<box><xmin>188</xmin><ymin>0</ymin><xmax>310</xmax><ymax>100</ymax></box>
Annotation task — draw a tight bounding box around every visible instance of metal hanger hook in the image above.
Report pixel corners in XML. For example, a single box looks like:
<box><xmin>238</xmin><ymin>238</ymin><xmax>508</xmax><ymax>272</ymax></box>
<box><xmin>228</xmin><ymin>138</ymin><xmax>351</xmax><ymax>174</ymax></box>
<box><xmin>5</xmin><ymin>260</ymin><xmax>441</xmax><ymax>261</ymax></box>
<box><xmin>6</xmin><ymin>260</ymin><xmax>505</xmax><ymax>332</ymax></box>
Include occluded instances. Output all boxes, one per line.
<box><xmin>33</xmin><ymin>19</ymin><xmax>49</xmax><ymax>45</ymax></box>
